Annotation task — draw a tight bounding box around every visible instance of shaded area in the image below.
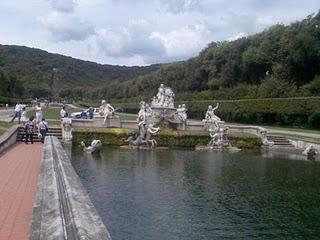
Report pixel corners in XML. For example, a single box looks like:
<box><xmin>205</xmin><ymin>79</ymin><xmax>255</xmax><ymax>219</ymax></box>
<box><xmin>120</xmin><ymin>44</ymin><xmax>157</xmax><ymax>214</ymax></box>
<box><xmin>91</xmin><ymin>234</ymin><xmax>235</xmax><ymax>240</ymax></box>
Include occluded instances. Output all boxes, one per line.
<box><xmin>72</xmin><ymin>147</ymin><xmax>320</xmax><ymax>240</ymax></box>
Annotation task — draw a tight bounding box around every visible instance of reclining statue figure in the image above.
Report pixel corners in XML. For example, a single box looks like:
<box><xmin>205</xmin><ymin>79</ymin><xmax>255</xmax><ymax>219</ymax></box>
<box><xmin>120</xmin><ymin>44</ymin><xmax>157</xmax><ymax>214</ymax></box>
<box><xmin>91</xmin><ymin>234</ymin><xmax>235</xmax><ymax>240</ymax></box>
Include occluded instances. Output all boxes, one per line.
<box><xmin>81</xmin><ymin>139</ymin><xmax>102</xmax><ymax>153</ymax></box>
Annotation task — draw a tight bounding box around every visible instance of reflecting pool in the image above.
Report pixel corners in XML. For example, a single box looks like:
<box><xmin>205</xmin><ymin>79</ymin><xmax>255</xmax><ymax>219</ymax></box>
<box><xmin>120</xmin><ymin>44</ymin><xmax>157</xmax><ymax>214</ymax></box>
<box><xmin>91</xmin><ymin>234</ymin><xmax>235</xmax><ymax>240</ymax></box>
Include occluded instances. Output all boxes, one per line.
<box><xmin>71</xmin><ymin>147</ymin><xmax>320</xmax><ymax>240</ymax></box>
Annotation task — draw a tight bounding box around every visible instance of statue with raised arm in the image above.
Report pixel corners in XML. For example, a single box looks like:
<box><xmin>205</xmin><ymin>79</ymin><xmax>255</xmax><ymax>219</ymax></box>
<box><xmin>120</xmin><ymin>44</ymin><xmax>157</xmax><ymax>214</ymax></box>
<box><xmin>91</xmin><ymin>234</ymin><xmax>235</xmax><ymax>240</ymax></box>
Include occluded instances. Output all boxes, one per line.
<box><xmin>100</xmin><ymin>100</ymin><xmax>115</xmax><ymax>124</ymax></box>
<box><xmin>175</xmin><ymin>104</ymin><xmax>187</xmax><ymax>123</ymax></box>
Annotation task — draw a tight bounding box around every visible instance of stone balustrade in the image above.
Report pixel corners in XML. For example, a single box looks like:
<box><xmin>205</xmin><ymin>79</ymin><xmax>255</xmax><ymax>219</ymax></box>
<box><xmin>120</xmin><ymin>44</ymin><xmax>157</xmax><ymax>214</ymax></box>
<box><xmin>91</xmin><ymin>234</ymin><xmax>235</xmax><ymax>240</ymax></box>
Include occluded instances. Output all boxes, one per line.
<box><xmin>29</xmin><ymin>136</ymin><xmax>111</xmax><ymax>240</ymax></box>
<box><xmin>0</xmin><ymin>125</ymin><xmax>19</xmax><ymax>154</ymax></box>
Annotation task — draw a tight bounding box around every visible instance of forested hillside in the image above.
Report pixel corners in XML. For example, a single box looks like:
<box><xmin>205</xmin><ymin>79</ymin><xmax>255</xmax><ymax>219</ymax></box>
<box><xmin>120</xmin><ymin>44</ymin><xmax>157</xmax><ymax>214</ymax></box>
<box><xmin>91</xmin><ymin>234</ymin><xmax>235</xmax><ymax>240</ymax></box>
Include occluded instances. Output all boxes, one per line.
<box><xmin>0</xmin><ymin>45</ymin><xmax>159</xmax><ymax>101</ymax></box>
<box><xmin>100</xmin><ymin>12</ymin><xmax>320</xmax><ymax>102</ymax></box>
<box><xmin>1</xmin><ymin>12</ymin><xmax>320</xmax><ymax>103</ymax></box>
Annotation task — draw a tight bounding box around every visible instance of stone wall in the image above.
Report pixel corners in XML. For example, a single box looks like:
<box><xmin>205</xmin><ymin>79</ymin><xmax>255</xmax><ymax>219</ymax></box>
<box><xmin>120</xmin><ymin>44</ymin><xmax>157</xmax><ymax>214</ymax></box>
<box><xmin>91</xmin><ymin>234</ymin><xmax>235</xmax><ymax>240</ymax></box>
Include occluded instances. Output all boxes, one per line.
<box><xmin>0</xmin><ymin>125</ymin><xmax>19</xmax><ymax>154</ymax></box>
<box><xmin>73</xmin><ymin>127</ymin><xmax>262</xmax><ymax>149</ymax></box>
<box><xmin>29</xmin><ymin>136</ymin><xmax>111</xmax><ymax>240</ymax></box>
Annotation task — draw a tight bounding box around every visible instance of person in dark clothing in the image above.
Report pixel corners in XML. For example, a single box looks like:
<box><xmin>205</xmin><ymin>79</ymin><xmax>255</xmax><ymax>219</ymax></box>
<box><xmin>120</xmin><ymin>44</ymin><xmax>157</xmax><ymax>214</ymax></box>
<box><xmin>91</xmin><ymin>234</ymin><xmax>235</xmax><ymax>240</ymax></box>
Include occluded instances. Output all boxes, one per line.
<box><xmin>25</xmin><ymin>116</ymin><xmax>35</xmax><ymax>144</ymax></box>
<box><xmin>88</xmin><ymin>107</ymin><xmax>94</xmax><ymax>119</ymax></box>
<box><xmin>39</xmin><ymin>118</ymin><xmax>48</xmax><ymax>144</ymax></box>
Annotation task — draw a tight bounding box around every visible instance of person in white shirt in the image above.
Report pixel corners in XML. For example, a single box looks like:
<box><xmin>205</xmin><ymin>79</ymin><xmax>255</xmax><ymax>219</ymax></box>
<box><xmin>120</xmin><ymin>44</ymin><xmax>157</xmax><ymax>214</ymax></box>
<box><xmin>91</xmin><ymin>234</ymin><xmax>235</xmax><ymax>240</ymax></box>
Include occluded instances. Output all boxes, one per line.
<box><xmin>60</xmin><ymin>106</ymin><xmax>68</xmax><ymax>119</ymax></box>
<box><xmin>38</xmin><ymin>118</ymin><xmax>48</xmax><ymax>143</ymax></box>
<box><xmin>35</xmin><ymin>103</ymin><xmax>42</xmax><ymax>124</ymax></box>
<box><xmin>20</xmin><ymin>107</ymin><xmax>28</xmax><ymax>123</ymax></box>
<box><xmin>10</xmin><ymin>103</ymin><xmax>23</xmax><ymax>123</ymax></box>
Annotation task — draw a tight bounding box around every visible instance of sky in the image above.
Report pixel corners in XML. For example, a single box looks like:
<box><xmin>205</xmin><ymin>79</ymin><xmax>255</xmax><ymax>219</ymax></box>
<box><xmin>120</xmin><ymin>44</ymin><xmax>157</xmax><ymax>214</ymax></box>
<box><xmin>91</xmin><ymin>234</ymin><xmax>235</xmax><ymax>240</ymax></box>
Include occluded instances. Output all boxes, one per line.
<box><xmin>0</xmin><ymin>0</ymin><xmax>319</xmax><ymax>66</ymax></box>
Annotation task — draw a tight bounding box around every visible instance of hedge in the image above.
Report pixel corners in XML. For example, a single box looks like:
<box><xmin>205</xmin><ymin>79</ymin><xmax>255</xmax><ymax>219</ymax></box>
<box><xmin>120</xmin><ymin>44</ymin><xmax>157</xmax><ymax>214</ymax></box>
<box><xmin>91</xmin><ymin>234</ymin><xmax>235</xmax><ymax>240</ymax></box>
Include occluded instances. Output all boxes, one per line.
<box><xmin>115</xmin><ymin>97</ymin><xmax>320</xmax><ymax>129</ymax></box>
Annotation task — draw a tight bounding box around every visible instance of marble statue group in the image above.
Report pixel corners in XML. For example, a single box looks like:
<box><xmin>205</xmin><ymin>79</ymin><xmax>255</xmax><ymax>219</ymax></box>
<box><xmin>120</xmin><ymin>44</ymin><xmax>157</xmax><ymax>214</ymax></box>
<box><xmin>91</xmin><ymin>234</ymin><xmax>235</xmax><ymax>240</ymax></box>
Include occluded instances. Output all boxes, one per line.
<box><xmin>151</xmin><ymin>84</ymin><xmax>175</xmax><ymax>108</ymax></box>
<box><xmin>126</xmin><ymin>84</ymin><xmax>188</xmax><ymax>148</ymax></box>
<box><xmin>202</xmin><ymin>103</ymin><xmax>230</xmax><ymax>148</ymax></box>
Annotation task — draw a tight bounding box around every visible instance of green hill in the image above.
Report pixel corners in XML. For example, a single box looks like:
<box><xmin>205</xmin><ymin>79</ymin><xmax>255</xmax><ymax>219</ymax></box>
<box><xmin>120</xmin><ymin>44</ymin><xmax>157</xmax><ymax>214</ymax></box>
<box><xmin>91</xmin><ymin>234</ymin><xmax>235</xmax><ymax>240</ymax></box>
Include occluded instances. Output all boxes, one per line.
<box><xmin>101</xmin><ymin>12</ymin><xmax>320</xmax><ymax>102</ymax></box>
<box><xmin>1</xmin><ymin>11</ymin><xmax>320</xmax><ymax>103</ymax></box>
<box><xmin>0</xmin><ymin>45</ymin><xmax>159</xmax><ymax>101</ymax></box>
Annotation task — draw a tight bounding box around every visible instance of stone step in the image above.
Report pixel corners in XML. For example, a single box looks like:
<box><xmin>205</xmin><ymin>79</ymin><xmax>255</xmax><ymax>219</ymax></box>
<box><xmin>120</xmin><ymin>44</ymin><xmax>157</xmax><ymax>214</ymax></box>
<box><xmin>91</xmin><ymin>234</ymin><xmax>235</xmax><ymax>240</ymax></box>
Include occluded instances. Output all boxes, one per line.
<box><xmin>267</xmin><ymin>135</ymin><xmax>294</xmax><ymax>147</ymax></box>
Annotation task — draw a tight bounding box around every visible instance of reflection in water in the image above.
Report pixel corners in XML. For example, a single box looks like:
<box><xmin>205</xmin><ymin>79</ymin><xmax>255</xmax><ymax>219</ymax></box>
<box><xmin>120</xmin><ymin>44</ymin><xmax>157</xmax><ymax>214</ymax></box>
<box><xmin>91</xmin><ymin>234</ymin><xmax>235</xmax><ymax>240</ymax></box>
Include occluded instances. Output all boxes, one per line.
<box><xmin>72</xmin><ymin>147</ymin><xmax>320</xmax><ymax>240</ymax></box>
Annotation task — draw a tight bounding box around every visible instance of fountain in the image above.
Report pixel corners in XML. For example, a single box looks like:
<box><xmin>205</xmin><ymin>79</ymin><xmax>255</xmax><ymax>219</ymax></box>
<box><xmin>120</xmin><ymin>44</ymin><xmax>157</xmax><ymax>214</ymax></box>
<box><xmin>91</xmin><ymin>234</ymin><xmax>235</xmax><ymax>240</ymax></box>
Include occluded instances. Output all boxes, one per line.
<box><xmin>124</xmin><ymin>84</ymin><xmax>187</xmax><ymax>148</ymax></box>
<box><xmin>196</xmin><ymin>103</ymin><xmax>240</xmax><ymax>152</ymax></box>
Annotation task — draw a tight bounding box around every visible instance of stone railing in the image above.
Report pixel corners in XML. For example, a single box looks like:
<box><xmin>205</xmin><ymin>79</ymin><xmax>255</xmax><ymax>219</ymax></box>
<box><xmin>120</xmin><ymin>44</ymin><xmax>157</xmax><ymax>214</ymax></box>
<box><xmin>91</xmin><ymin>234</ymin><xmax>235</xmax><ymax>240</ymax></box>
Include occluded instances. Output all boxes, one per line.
<box><xmin>0</xmin><ymin>125</ymin><xmax>19</xmax><ymax>154</ymax></box>
<box><xmin>29</xmin><ymin>136</ymin><xmax>111</xmax><ymax>240</ymax></box>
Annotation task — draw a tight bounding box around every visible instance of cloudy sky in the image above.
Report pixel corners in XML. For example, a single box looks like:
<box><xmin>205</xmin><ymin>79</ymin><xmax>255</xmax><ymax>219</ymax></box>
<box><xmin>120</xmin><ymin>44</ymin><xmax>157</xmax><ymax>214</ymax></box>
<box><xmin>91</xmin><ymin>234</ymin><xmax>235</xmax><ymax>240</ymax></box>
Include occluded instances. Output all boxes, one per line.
<box><xmin>0</xmin><ymin>0</ymin><xmax>319</xmax><ymax>66</ymax></box>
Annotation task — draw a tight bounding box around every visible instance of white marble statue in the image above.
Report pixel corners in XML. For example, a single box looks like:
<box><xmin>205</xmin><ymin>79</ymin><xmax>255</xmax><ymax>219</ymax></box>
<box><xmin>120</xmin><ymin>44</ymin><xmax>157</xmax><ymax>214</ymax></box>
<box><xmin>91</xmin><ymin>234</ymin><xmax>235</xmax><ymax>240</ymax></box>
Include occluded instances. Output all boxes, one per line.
<box><xmin>100</xmin><ymin>100</ymin><xmax>115</xmax><ymax>124</ymax></box>
<box><xmin>81</xmin><ymin>139</ymin><xmax>102</xmax><ymax>153</ymax></box>
<box><xmin>208</xmin><ymin>127</ymin><xmax>229</xmax><ymax>147</ymax></box>
<box><xmin>302</xmin><ymin>144</ymin><xmax>318</xmax><ymax>159</ymax></box>
<box><xmin>145</xmin><ymin>104</ymin><xmax>153</xmax><ymax>118</ymax></box>
<box><xmin>137</xmin><ymin>101</ymin><xmax>147</xmax><ymax>127</ymax></box>
<box><xmin>61</xmin><ymin>118</ymin><xmax>73</xmax><ymax>143</ymax></box>
<box><xmin>260</xmin><ymin>129</ymin><xmax>274</xmax><ymax>147</ymax></box>
<box><xmin>152</xmin><ymin>84</ymin><xmax>175</xmax><ymax>108</ymax></box>
<box><xmin>203</xmin><ymin>103</ymin><xmax>224</xmax><ymax>130</ymax></box>
<box><xmin>125</xmin><ymin>122</ymin><xmax>160</xmax><ymax>148</ymax></box>
<box><xmin>176</xmin><ymin>104</ymin><xmax>187</xmax><ymax>123</ymax></box>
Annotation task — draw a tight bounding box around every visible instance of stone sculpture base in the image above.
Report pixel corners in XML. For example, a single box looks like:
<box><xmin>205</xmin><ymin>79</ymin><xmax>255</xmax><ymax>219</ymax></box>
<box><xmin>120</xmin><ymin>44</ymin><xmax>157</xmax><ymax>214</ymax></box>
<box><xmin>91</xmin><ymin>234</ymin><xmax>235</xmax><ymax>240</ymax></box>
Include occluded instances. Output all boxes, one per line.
<box><xmin>195</xmin><ymin>145</ymin><xmax>241</xmax><ymax>152</ymax></box>
<box><xmin>120</xmin><ymin>145</ymin><xmax>169</xmax><ymax>150</ymax></box>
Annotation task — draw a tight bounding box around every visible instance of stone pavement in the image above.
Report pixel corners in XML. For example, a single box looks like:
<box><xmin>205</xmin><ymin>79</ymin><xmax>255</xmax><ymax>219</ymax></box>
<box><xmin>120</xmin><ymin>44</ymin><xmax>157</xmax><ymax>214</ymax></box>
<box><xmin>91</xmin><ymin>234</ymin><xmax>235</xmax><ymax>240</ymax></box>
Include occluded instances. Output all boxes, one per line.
<box><xmin>0</xmin><ymin>109</ymin><xmax>13</xmax><ymax>122</ymax></box>
<box><xmin>0</xmin><ymin>143</ymin><xmax>42</xmax><ymax>240</ymax></box>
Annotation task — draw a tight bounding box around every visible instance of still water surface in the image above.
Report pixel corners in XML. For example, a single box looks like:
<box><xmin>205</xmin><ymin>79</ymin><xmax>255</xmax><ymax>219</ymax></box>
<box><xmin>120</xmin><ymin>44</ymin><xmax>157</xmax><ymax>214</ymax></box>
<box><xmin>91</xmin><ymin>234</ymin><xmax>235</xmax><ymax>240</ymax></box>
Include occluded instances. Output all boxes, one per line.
<box><xmin>71</xmin><ymin>147</ymin><xmax>320</xmax><ymax>240</ymax></box>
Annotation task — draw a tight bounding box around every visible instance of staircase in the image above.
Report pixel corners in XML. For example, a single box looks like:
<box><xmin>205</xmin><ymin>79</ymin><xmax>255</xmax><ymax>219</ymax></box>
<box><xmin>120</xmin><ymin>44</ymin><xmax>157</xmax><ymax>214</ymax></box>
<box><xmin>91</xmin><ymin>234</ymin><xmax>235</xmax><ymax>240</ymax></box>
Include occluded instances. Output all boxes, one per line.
<box><xmin>17</xmin><ymin>126</ymin><xmax>62</xmax><ymax>142</ymax></box>
<box><xmin>266</xmin><ymin>135</ymin><xmax>294</xmax><ymax>148</ymax></box>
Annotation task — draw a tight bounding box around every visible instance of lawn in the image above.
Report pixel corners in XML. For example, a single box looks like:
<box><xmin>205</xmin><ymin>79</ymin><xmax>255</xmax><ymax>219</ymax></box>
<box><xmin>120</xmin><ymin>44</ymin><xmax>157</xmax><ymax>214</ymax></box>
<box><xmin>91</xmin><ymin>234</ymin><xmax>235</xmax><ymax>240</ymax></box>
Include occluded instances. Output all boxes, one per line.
<box><xmin>27</xmin><ymin>106</ymin><xmax>83</xmax><ymax>125</ymax></box>
<box><xmin>0</xmin><ymin>121</ymin><xmax>14</xmax><ymax>136</ymax></box>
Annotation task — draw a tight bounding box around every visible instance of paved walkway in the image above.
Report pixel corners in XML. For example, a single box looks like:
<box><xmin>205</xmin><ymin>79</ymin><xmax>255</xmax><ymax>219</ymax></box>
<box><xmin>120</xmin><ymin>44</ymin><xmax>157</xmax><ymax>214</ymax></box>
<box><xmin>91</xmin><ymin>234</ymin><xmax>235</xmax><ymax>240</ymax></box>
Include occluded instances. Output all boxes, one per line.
<box><xmin>0</xmin><ymin>143</ymin><xmax>42</xmax><ymax>240</ymax></box>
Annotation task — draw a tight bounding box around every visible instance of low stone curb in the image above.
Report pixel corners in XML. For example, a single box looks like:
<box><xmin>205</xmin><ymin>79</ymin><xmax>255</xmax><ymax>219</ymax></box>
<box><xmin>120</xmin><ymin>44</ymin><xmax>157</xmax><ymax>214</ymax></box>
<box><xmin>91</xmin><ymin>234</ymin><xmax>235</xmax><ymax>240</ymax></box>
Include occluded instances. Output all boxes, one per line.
<box><xmin>29</xmin><ymin>136</ymin><xmax>111</xmax><ymax>240</ymax></box>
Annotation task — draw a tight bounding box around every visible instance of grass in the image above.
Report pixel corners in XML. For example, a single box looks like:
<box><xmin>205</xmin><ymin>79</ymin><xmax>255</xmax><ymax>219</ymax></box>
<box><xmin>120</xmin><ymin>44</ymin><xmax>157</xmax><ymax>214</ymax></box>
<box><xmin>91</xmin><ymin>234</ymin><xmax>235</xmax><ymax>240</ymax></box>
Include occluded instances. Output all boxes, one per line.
<box><xmin>27</xmin><ymin>106</ymin><xmax>83</xmax><ymax>120</ymax></box>
<box><xmin>0</xmin><ymin>121</ymin><xmax>14</xmax><ymax>136</ymax></box>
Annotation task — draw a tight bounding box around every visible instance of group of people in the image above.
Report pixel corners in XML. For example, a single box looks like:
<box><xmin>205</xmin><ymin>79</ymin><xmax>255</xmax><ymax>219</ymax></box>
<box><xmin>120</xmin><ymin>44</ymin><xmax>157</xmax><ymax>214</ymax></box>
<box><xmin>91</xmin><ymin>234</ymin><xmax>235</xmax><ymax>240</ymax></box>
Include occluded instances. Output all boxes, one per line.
<box><xmin>10</xmin><ymin>102</ymin><xmax>48</xmax><ymax>144</ymax></box>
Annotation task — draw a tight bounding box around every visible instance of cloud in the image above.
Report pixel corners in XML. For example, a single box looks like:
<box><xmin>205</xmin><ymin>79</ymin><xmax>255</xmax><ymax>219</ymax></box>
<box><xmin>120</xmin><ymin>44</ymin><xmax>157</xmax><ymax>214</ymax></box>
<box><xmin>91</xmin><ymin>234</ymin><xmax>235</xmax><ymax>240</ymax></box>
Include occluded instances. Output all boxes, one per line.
<box><xmin>1</xmin><ymin>0</ymin><xmax>319</xmax><ymax>65</ymax></box>
<box><xmin>50</xmin><ymin>0</ymin><xmax>76</xmax><ymax>12</ymax></box>
<box><xmin>39</xmin><ymin>11</ymin><xmax>94</xmax><ymax>42</ymax></box>
<box><xmin>162</xmin><ymin>0</ymin><xmax>202</xmax><ymax>14</ymax></box>
<box><xmin>152</xmin><ymin>24</ymin><xmax>212</xmax><ymax>59</ymax></box>
<box><xmin>94</xmin><ymin>20</ymin><xmax>166</xmax><ymax>60</ymax></box>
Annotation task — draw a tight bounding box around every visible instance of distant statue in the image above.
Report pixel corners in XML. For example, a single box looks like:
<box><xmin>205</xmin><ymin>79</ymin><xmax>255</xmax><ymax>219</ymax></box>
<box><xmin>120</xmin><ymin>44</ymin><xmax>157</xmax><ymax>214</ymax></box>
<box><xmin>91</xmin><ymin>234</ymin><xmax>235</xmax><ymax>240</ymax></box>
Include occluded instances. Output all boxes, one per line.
<box><xmin>137</xmin><ymin>101</ymin><xmax>147</xmax><ymax>127</ymax></box>
<box><xmin>100</xmin><ymin>100</ymin><xmax>115</xmax><ymax>124</ymax></box>
<box><xmin>260</xmin><ymin>129</ymin><xmax>274</xmax><ymax>147</ymax></box>
<box><xmin>152</xmin><ymin>84</ymin><xmax>175</xmax><ymax>108</ymax></box>
<box><xmin>81</xmin><ymin>139</ymin><xmax>102</xmax><ymax>153</ymax></box>
<box><xmin>302</xmin><ymin>144</ymin><xmax>318</xmax><ymax>160</ymax></box>
<box><xmin>145</xmin><ymin>104</ymin><xmax>153</xmax><ymax>118</ymax></box>
<box><xmin>125</xmin><ymin>122</ymin><xmax>160</xmax><ymax>148</ymax></box>
<box><xmin>61</xmin><ymin>118</ymin><xmax>73</xmax><ymax>143</ymax></box>
<box><xmin>175</xmin><ymin>104</ymin><xmax>187</xmax><ymax>123</ymax></box>
<box><xmin>203</xmin><ymin>103</ymin><xmax>224</xmax><ymax>129</ymax></box>
<box><xmin>208</xmin><ymin>127</ymin><xmax>229</xmax><ymax>147</ymax></box>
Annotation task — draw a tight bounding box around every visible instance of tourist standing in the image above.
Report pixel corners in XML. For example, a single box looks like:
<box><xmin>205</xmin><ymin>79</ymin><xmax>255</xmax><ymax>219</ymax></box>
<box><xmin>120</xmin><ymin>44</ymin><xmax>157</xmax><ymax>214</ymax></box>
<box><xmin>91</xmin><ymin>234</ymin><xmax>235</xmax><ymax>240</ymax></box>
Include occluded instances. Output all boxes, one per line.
<box><xmin>38</xmin><ymin>118</ymin><xmax>48</xmax><ymax>144</ymax></box>
<box><xmin>20</xmin><ymin>107</ymin><xmax>28</xmax><ymax>124</ymax></box>
<box><xmin>60</xmin><ymin>106</ymin><xmax>68</xmax><ymax>119</ymax></box>
<box><xmin>35</xmin><ymin>103</ymin><xmax>42</xmax><ymax>124</ymax></box>
<box><xmin>88</xmin><ymin>107</ymin><xmax>94</xmax><ymax>119</ymax></box>
<box><xmin>10</xmin><ymin>102</ymin><xmax>22</xmax><ymax>123</ymax></box>
<box><xmin>25</xmin><ymin>116</ymin><xmax>35</xmax><ymax>144</ymax></box>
